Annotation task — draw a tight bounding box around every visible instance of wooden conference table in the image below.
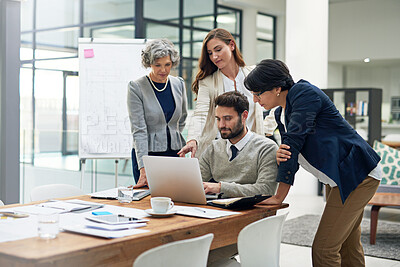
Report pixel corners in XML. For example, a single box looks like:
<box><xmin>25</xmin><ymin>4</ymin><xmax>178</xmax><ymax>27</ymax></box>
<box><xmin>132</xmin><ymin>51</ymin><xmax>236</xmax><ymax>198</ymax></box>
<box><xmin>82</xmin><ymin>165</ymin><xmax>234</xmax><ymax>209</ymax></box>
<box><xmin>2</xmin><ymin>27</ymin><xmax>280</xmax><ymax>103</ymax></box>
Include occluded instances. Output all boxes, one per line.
<box><xmin>0</xmin><ymin>195</ymin><xmax>288</xmax><ymax>267</ymax></box>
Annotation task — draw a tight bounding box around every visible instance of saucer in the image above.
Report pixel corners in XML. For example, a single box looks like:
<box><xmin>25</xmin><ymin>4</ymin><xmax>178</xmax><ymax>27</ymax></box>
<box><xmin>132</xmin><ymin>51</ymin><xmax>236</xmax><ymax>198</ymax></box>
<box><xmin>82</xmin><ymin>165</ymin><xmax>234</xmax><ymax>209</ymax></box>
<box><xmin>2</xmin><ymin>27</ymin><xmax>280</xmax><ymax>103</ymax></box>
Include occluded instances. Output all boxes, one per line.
<box><xmin>145</xmin><ymin>209</ymin><xmax>176</xmax><ymax>218</ymax></box>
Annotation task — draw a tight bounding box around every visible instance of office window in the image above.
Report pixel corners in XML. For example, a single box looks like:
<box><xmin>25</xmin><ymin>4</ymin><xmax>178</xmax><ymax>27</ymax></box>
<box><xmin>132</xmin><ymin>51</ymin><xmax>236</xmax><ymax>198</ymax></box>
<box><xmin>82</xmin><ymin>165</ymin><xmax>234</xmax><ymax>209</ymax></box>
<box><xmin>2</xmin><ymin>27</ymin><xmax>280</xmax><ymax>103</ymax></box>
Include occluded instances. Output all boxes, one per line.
<box><xmin>34</xmin><ymin>70</ymin><xmax>64</xmax><ymax>153</ymax></box>
<box><xmin>256</xmin><ymin>12</ymin><xmax>275</xmax><ymax>62</ymax></box>
<box><xmin>84</xmin><ymin>0</ymin><xmax>134</xmax><ymax>23</ymax></box>
<box><xmin>145</xmin><ymin>23</ymin><xmax>180</xmax><ymax>43</ymax></box>
<box><xmin>183</xmin><ymin>0</ymin><xmax>214</xmax><ymax>28</ymax></box>
<box><xmin>85</xmin><ymin>23</ymin><xmax>135</xmax><ymax>39</ymax></box>
<box><xmin>36</xmin><ymin>0</ymin><xmax>80</xmax><ymax>29</ymax></box>
<box><xmin>36</xmin><ymin>29</ymin><xmax>80</xmax><ymax>57</ymax></box>
<box><xmin>21</xmin><ymin>34</ymin><xmax>33</xmax><ymax>61</ymax></box>
<box><xmin>20</xmin><ymin>68</ymin><xmax>34</xmax><ymax>163</ymax></box>
<box><xmin>20</xmin><ymin>0</ymin><xmax>33</xmax><ymax>32</ymax></box>
<box><xmin>256</xmin><ymin>41</ymin><xmax>273</xmax><ymax>63</ymax></box>
<box><xmin>217</xmin><ymin>7</ymin><xmax>240</xmax><ymax>36</ymax></box>
<box><xmin>19</xmin><ymin>0</ymin><xmax>242</xmax><ymax>172</ymax></box>
<box><xmin>144</xmin><ymin>0</ymin><xmax>179</xmax><ymax>22</ymax></box>
<box><xmin>35</xmin><ymin>57</ymin><xmax>78</xmax><ymax>72</ymax></box>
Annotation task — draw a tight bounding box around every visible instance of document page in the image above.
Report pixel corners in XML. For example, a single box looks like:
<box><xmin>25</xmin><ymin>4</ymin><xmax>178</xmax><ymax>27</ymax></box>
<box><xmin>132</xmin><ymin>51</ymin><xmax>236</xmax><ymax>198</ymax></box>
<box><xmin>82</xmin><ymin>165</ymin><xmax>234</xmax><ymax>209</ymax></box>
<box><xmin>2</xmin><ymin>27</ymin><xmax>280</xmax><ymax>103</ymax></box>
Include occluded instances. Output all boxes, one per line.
<box><xmin>174</xmin><ymin>205</ymin><xmax>240</xmax><ymax>219</ymax></box>
<box><xmin>38</xmin><ymin>200</ymin><xmax>92</xmax><ymax>212</ymax></box>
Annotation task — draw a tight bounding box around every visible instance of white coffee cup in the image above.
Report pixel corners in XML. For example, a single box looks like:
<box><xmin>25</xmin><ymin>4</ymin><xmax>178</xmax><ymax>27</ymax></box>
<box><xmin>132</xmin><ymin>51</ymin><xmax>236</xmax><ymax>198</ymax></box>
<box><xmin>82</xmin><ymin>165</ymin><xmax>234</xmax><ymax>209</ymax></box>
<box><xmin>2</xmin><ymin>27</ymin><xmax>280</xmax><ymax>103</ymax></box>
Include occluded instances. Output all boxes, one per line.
<box><xmin>151</xmin><ymin>197</ymin><xmax>174</xmax><ymax>214</ymax></box>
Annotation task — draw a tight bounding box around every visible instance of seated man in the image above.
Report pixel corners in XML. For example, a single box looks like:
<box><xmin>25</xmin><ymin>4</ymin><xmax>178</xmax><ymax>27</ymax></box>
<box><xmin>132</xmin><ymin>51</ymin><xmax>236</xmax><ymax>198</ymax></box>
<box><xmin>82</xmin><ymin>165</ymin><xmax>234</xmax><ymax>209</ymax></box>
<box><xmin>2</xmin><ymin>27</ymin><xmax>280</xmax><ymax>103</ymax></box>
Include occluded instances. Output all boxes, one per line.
<box><xmin>200</xmin><ymin>91</ymin><xmax>278</xmax><ymax>198</ymax></box>
<box><xmin>201</xmin><ymin>91</ymin><xmax>279</xmax><ymax>267</ymax></box>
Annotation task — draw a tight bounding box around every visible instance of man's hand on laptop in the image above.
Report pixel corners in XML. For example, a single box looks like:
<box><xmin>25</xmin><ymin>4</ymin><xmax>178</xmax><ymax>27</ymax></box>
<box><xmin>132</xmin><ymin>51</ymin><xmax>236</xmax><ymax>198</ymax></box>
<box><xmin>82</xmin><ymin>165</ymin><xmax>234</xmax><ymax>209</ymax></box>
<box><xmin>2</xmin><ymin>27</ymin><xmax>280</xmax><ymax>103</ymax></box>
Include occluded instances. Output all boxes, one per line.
<box><xmin>203</xmin><ymin>182</ymin><xmax>221</xmax><ymax>194</ymax></box>
<box><xmin>178</xmin><ymin>140</ymin><xmax>197</xmax><ymax>158</ymax></box>
<box><xmin>133</xmin><ymin>168</ymin><xmax>148</xmax><ymax>189</ymax></box>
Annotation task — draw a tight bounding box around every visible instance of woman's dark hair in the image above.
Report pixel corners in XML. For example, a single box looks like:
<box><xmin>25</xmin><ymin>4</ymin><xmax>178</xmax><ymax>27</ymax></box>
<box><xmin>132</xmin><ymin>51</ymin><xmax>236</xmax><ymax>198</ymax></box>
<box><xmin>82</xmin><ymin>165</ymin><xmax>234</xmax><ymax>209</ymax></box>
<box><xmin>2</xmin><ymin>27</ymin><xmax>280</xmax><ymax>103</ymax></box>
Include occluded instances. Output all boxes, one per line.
<box><xmin>215</xmin><ymin>91</ymin><xmax>249</xmax><ymax>117</ymax></box>
<box><xmin>192</xmin><ymin>28</ymin><xmax>245</xmax><ymax>95</ymax></box>
<box><xmin>244</xmin><ymin>59</ymin><xmax>294</xmax><ymax>93</ymax></box>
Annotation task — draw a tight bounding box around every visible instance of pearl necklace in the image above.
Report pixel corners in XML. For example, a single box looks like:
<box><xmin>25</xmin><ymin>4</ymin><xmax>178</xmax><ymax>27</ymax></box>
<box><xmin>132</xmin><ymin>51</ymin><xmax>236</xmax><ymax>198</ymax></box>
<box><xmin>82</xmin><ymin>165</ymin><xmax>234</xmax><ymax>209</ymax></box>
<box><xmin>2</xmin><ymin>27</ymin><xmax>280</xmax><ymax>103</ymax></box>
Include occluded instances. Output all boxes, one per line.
<box><xmin>147</xmin><ymin>75</ymin><xmax>169</xmax><ymax>92</ymax></box>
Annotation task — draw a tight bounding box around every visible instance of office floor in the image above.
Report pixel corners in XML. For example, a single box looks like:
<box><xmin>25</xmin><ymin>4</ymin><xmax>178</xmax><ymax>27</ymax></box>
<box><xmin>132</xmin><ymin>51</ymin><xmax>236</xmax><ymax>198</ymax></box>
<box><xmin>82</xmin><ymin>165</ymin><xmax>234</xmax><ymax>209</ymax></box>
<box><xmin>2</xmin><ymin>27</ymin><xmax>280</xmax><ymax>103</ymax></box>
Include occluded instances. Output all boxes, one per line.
<box><xmin>278</xmin><ymin>194</ymin><xmax>400</xmax><ymax>267</ymax></box>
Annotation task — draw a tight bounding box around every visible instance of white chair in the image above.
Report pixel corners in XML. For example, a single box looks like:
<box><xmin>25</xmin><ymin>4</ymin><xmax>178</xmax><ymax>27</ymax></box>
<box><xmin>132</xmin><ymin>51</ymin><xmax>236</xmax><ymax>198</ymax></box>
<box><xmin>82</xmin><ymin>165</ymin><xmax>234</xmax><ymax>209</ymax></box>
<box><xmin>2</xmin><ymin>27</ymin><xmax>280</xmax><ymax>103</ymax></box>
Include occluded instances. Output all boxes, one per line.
<box><xmin>236</xmin><ymin>212</ymin><xmax>289</xmax><ymax>267</ymax></box>
<box><xmin>133</xmin><ymin>233</ymin><xmax>214</xmax><ymax>267</ymax></box>
<box><xmin>0</xmin><ymin>200</ymin><xmax>4</xmax><ymax>206</ymax></box>
<box><xmin>30</xmin><ymin>184</ymin><xmax>85</xmax><ymax>202</ymax></box>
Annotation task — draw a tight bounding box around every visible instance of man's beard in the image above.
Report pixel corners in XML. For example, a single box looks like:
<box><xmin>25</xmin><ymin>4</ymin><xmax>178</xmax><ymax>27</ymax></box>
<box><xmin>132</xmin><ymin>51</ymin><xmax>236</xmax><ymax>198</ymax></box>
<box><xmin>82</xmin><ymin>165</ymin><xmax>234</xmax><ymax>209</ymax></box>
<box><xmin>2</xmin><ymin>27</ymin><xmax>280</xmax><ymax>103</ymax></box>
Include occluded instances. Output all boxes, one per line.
<box><xmin>219</xmin><ymin>119</ymin><xmax>245</xmax><ymax>140</ymax></box>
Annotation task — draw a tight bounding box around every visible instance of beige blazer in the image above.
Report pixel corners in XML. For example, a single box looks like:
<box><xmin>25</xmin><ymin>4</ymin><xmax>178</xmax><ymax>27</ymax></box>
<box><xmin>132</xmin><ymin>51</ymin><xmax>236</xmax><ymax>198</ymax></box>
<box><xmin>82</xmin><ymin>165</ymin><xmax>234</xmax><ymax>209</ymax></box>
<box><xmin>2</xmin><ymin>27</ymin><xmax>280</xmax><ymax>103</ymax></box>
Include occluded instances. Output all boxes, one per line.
<box><xmin>187</xmin><ymin>66</ymin><xmax>264</xmax><ymax>158</ymax></box>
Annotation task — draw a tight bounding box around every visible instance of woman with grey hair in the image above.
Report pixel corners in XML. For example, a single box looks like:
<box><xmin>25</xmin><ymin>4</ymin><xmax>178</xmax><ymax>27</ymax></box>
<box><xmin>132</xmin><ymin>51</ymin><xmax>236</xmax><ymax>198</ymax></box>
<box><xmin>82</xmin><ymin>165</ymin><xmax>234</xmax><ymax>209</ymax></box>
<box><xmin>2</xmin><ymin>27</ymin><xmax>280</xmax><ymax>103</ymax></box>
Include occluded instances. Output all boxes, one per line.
<box><xmin>127</xmin><ymin>39</ymin><xmax>187</xmax><ymax>188</ymax></box>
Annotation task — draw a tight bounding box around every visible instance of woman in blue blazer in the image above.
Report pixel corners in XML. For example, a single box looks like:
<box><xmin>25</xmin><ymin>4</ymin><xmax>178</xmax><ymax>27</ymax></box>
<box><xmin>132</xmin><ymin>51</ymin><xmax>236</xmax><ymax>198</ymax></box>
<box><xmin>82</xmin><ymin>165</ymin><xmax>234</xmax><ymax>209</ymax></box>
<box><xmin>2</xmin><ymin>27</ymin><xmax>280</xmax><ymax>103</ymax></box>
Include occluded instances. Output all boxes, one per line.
<box><xmin>127</xmin><ymin>39</ymin><xmax>187</xmax><ymax>188</ymax></box>
<box><xmin>244</xmin><ymin>59</ymin><xmax>381</xmax><ymax>267</ymax></box>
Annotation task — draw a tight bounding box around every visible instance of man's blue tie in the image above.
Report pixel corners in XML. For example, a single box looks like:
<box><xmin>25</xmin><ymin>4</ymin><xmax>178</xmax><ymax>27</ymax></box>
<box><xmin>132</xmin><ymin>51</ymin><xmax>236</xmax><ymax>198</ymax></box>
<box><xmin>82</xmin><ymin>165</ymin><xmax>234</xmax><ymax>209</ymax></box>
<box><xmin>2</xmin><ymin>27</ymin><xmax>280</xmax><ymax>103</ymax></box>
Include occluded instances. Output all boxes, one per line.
<box><xmin>230</xmin><ymin>145</ymin><xmax>238</xmax><ymax>161</ymax></box>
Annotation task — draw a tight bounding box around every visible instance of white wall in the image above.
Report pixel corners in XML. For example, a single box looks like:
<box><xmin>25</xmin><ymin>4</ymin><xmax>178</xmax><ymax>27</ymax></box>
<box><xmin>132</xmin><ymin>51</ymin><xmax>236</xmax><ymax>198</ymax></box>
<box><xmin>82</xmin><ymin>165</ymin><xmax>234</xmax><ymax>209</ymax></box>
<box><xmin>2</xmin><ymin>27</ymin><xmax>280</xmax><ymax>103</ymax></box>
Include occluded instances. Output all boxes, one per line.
<box><xmin>328</xmin><ymin>0</ymin><xmax>400</xmax><ymax>121</ymax></box>
<box><xmin>285</xmin><ymin>0</ymin><xmax>328</xmax><ymax>88</ymax></box>
<box><xmin>241</xmin><ymin>7</ymin><xmax>258</xmax><ymax>65</ymax></box>
<box><xmin>329</xmin><ymin>0</ymin><xmax>400</xmax><ymax>62</ymax></box>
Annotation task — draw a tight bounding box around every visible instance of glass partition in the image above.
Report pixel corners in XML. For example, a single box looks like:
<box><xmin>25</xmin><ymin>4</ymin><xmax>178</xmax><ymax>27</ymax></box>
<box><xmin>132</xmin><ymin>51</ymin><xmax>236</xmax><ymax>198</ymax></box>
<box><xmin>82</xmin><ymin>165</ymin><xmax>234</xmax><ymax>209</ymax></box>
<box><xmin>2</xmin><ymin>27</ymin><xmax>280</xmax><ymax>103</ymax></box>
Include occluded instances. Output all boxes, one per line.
<box><xmin>86</xmin><ymin>23</ymin><xmax>135</xmax><ymax>39</ymax></box>
<box><xmin>183</xmin><ymin>0</ymin><xmax>214</xmax><ymax>28</ymax></box>
<box><xmin>256</xmin><ymin>12</ymin><xmax>276</xmax><ymax>61</ymax></box>
<box><xmin>36</xmin><ymin>0</ymin><xmax>80</xmax><ymax>29</ymax></box>
<box><xmin>144</xmin><ymin>0</ymin><xmax>179</xmax><ymax>22</ymax></box>
<box><xmin>145</xmin><ymin>23</ymin><xmax>180</xmax><ymax>43</ymax></box>
<box><xmin>84</xmin><ymin>0</ymin><xmax>134</xmax><ymax>23</ymax></box>
<box><xmin>36</xmin><ymin>29</ymin><xmax>80</xmax><ymax>54</ymax></box>
<box><xmin>18</xmin><ymin>0</ymin><xmax>252</xmax><ymax>201</ymax></box>
<box><xmin>217</xmin><ymin>7</ymin><xmax>240</xmax><ymax>35</ymax></box>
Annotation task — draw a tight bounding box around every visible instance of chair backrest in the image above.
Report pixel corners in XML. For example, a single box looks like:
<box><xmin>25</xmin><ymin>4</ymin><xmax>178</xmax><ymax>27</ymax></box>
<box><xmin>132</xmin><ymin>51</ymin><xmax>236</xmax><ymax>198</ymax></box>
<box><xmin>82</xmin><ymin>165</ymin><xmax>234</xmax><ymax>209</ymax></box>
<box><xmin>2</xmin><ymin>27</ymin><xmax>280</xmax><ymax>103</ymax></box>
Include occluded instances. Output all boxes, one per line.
<box><xmin>133</xmin><ymin>233</ymin><xmax>214</xmax><ymax>267</ymax></box>
<box><xmin>0</xmin><ymin>199</ymin><xmax>4</xmax><ymax>206</ymax></box>
<box><xmin>237</xmin><ymin>212</ymin><xmax>288</xmax><ymax>267</ymax></box>
<box><xmin>30</xmin><ymin>184</ymin><xmax>85</xmax><ymax>202</ymax></box>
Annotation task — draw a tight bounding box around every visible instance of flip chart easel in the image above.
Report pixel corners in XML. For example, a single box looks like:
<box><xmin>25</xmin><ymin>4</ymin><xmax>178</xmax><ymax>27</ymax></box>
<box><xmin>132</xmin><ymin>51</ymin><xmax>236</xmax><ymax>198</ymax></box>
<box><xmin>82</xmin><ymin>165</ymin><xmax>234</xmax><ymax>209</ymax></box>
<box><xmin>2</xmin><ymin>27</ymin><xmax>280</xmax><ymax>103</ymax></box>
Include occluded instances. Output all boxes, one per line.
<box><xmin>78</xmin><ymin>38</ymin><xmax>148</xmax><ymax>191</ymax></box>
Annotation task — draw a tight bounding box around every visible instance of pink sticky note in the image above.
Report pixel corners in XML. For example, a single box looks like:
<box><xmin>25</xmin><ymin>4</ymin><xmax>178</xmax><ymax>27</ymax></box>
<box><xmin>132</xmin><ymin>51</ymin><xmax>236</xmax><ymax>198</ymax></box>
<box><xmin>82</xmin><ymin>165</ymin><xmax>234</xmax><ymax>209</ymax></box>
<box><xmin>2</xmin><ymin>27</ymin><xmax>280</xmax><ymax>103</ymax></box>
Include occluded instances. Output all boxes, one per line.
<box><xmin>84</xmin><ymin>49</ymin><xmax>94</xmax><ymax>58</ymax></box>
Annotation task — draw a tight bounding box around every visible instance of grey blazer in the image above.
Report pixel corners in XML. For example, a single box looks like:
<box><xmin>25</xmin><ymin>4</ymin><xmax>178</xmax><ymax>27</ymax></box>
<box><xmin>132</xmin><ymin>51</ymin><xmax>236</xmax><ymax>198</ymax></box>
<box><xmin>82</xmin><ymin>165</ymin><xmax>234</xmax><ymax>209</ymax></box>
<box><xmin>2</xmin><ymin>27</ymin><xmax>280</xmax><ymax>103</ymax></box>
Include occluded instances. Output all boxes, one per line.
<box><xmin>127</xmin><ymin>75</ymin><xmax>188</xmax><ymax>169</ymax></box>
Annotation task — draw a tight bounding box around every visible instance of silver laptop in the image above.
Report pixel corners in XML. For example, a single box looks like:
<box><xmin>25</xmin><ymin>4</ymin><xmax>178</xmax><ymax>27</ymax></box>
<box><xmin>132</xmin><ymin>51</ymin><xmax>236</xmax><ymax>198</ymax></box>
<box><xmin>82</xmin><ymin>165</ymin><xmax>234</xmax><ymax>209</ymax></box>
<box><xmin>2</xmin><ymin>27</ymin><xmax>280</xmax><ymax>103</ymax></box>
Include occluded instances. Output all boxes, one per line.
<box><xmin>143</xmin><ymin>155</ymin><xmax>208</xmax><ymax>205</ymax></box>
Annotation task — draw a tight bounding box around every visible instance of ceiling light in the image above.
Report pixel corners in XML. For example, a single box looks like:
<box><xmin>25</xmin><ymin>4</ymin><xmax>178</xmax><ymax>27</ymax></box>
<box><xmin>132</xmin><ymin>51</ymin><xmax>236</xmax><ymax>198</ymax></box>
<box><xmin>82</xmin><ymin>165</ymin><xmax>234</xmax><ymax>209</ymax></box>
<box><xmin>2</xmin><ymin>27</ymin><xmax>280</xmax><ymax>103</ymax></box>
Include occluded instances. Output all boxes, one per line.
<box><xmin>364</xmin><ymin>58</ymin><xmax>370</xmax><ymax>63</ymax></box>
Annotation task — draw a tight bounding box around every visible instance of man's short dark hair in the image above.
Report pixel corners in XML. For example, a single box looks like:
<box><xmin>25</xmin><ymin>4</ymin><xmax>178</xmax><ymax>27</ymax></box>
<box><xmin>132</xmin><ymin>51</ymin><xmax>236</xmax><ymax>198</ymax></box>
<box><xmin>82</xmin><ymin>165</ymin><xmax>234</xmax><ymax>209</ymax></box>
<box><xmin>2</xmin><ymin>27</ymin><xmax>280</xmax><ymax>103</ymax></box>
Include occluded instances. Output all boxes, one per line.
<box><xmin>215</xmin><ymin>91</ymin><xmax>249</xmax><ymax>116</ymax></box>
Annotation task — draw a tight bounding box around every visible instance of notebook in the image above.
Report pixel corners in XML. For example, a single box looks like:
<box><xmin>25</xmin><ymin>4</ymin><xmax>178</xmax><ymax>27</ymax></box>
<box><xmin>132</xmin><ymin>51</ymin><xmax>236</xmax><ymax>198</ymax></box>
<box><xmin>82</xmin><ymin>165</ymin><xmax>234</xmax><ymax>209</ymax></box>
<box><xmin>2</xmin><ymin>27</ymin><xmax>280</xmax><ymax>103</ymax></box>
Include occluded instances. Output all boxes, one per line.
<box><xmin>143</xmin><ymin>156</ymin><xmax>209</xmax><ymax>205</ymax></box>
<box><xmin>207</xmin><ymin>195</ymin><xmax>271</xmax><ymax>210</ymax></box>
<box><xmin>90</xmin><ymin>188</ymin><xmax>150</xmax><ymax>201</ymax></box>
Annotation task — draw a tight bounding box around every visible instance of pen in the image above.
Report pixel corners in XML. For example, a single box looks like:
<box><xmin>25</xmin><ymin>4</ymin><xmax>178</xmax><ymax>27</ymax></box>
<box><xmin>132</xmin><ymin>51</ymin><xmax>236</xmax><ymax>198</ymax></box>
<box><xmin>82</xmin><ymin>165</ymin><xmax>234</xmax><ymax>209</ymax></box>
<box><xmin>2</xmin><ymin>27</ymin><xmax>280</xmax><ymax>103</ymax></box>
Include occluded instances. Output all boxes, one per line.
<box><xmin>118</xmin><ymin>214</ymin><xmax>139</xmax><ymax>221</ymax></box>
<box><xmin>91</xmin><ymin>196</ymin><xmax>117</xmax><ymax>200</ymax></box>
<box><xmin>194</xmin><ymin>208</ymin><xmax>206</xmax><ymax>213</ymax></box>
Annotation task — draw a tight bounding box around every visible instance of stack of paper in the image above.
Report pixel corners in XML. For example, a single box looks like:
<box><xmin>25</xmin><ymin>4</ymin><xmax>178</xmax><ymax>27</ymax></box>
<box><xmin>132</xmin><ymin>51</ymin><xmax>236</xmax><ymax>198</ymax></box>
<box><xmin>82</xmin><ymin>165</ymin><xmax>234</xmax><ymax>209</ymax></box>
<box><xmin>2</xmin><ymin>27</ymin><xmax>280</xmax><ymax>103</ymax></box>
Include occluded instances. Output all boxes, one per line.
<box><xmin>61</xmin><ymin>205</ymin><xmax>150</xmax><ymax>239</ymax></box>
<box><xmin>63</xmin><ymin>219</ymin><xmax>148</xmax><ymax>239</ymax></box>
<box><xmin>62</xmin><ymin>225</ymin><xmax>148</xmax><ymax>239</ymax></box>
<box><xmin>38</xmin><ymin>200</ymin><xmax>93</xmax><ymax>212</ymax></box>
<box><xmin>10</xmin><ymin>200</ymin><xmax>102</xmax><ymax>215</ymax></box>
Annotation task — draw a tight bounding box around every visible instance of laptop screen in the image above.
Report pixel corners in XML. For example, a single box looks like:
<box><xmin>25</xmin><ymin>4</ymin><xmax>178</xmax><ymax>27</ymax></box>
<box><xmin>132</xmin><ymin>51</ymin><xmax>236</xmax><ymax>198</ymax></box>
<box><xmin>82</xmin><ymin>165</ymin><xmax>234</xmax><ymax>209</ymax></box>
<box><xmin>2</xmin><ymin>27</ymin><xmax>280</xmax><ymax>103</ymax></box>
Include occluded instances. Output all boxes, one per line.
<box><xmin>143</xmin><ymin>156</ymin><xmax>207</xmax><ymax>204</ymax></box>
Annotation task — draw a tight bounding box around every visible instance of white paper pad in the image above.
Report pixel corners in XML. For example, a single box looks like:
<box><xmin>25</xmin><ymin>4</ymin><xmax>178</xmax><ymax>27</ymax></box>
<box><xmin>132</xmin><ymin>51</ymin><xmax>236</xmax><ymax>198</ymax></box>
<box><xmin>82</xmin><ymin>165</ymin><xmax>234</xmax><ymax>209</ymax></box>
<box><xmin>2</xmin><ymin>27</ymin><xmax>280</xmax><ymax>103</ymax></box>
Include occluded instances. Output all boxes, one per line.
<box><xmin>10</xmin><ymin>205</ymin><xmax>65</xmax><ymax>215</ymax></box>
<box><xmin>62</xmin><ymin>225</ymin><xmax>149</xmax><ymax>239</ymax></box>
<box><xmin>89</xmin><ymin>188</ymin><xmax>148</xmax><ymax>198</ymax></box>
<box><xmin>7</xmin><ymin>199</ymin><xmax>102</xmax><ymax>215</ymax></box>
<box><xmin>37</xmin><ymin>200</ymin><xmax>92</xmax><ymax>212</ymax></box>
<box><xmin>174</xmin><ymin>206</ymin><xmax>240</xmax><ymax>219</ymax></box>
<box><xmin>85</xmin><ymin>222</ymin><xmax>147</xmax><ymax>231</ymax></box>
